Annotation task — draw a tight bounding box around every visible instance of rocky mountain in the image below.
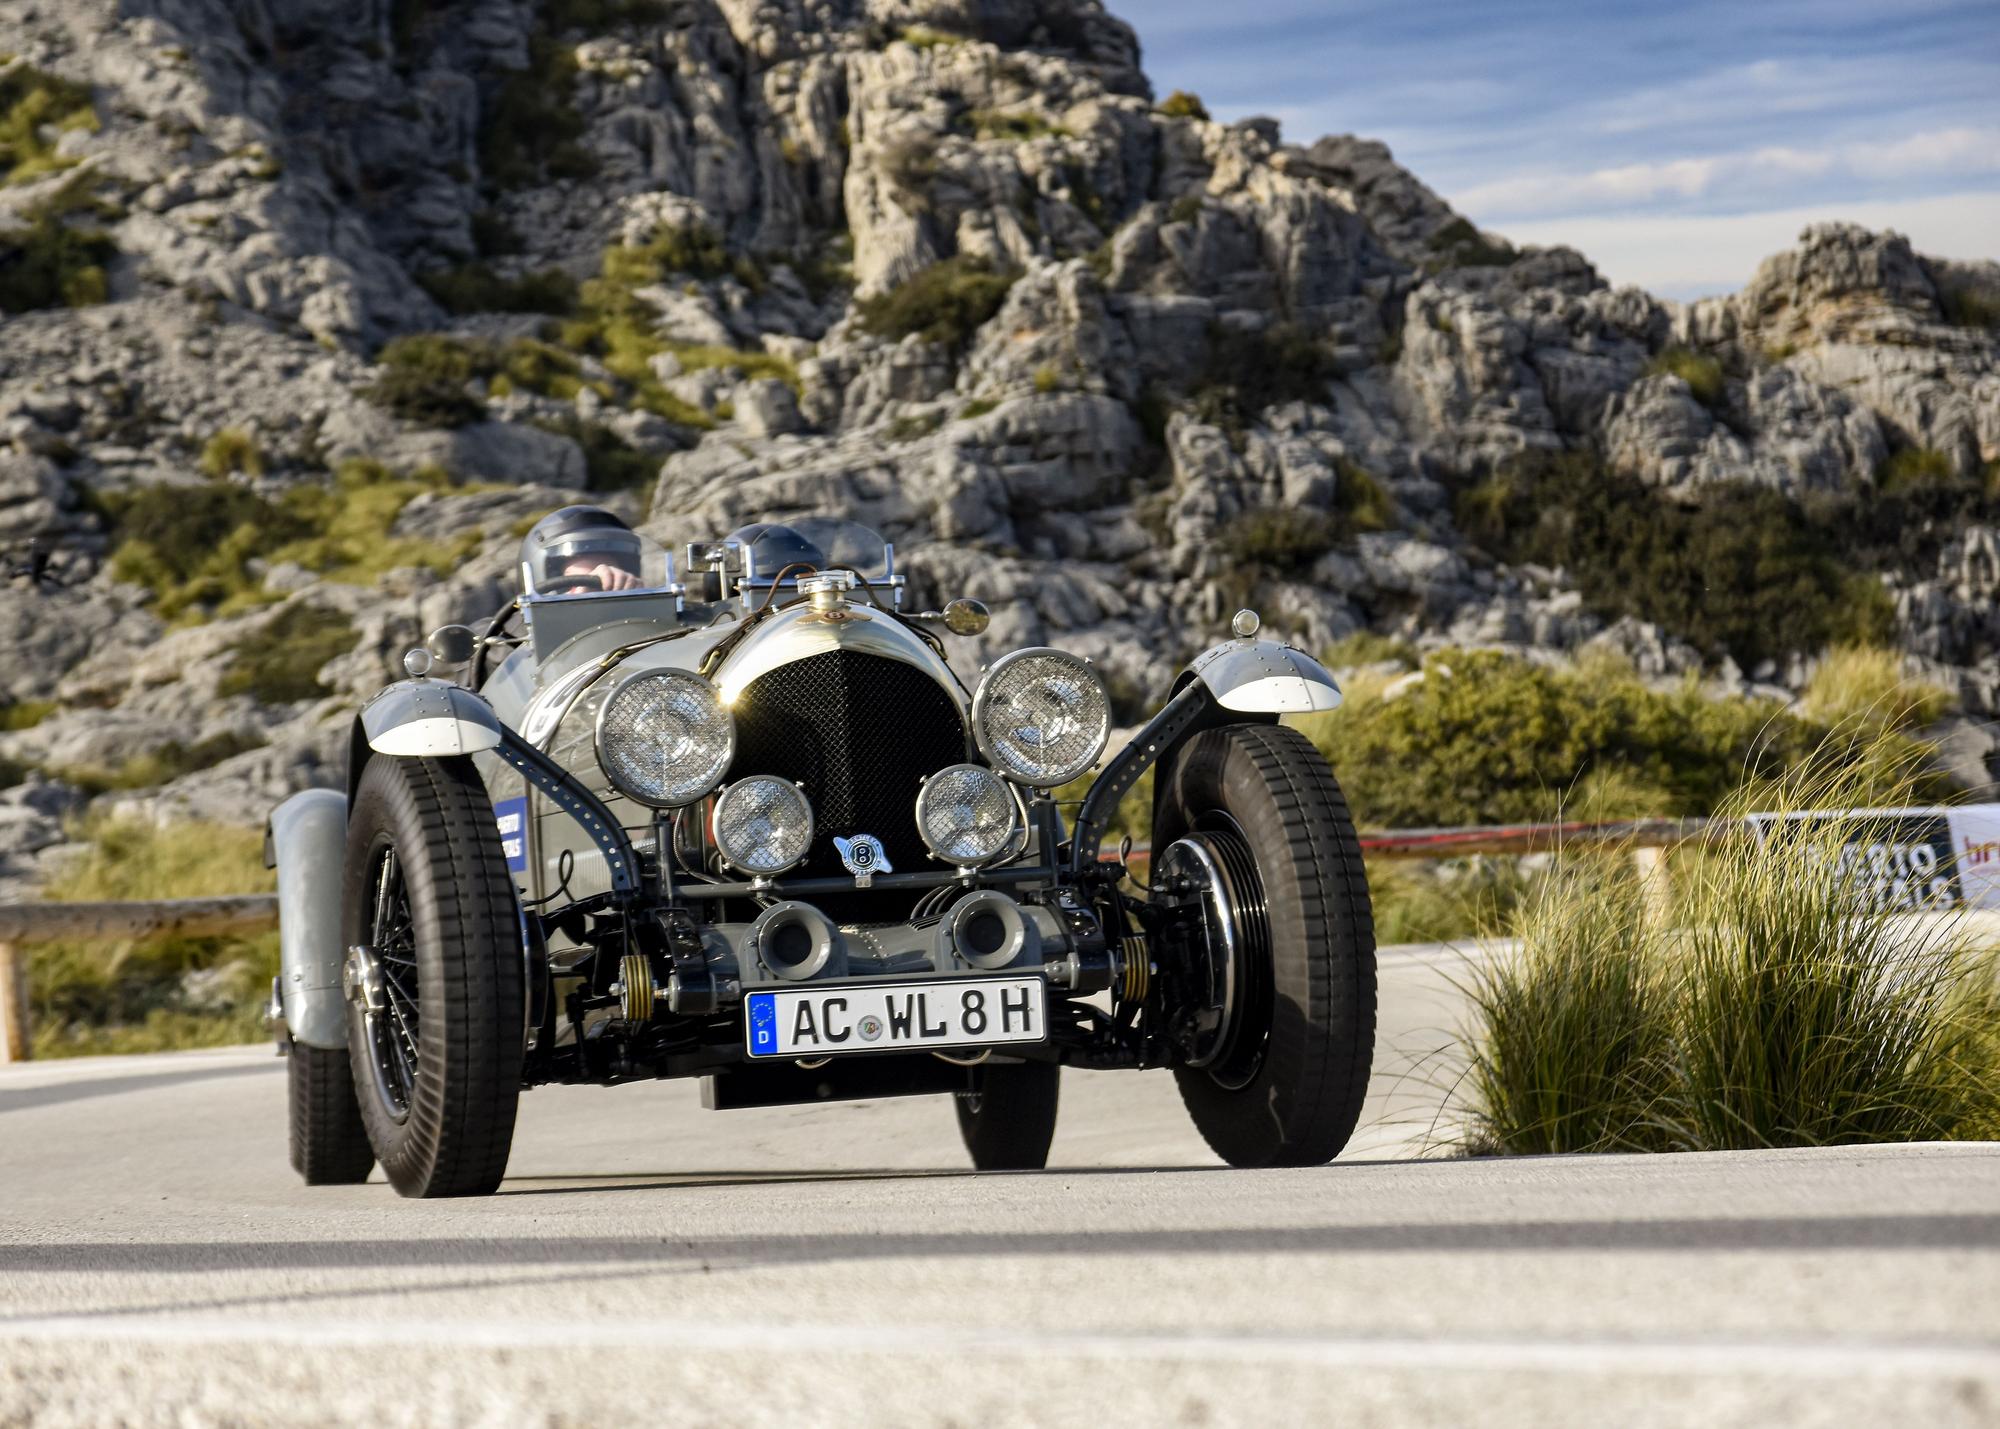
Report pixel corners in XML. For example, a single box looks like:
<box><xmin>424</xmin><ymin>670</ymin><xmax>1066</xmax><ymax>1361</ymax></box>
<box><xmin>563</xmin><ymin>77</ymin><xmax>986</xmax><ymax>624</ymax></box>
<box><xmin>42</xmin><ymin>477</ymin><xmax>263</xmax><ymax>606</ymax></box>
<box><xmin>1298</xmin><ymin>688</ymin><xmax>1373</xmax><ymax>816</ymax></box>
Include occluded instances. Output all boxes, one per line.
<box><xmin>2</xmin><ymin>0</ymin><xmax>1998</xmax><ymax>893</ymax></box>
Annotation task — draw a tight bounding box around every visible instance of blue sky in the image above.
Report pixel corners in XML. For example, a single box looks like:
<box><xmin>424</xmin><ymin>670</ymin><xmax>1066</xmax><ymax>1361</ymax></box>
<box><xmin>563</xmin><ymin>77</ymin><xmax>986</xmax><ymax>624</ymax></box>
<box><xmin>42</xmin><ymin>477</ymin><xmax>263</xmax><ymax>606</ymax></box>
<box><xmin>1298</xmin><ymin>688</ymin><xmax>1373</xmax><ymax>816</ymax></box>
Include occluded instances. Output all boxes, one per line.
<box><xmin>1120</xmin><ymin>0</ymin><xmax>2000</xmax><ymax>300</ymax></box>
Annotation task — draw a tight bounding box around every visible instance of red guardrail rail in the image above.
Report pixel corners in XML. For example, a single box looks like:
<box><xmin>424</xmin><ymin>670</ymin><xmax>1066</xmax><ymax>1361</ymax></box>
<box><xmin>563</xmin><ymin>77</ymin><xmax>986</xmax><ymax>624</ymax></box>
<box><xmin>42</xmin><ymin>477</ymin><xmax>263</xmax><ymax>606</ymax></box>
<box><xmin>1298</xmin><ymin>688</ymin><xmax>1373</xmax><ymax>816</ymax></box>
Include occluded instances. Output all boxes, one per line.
<box><xmin>1112</xmin><ymin>817</ymin><xmax>1710</xmax><ymax>867</ymax></box>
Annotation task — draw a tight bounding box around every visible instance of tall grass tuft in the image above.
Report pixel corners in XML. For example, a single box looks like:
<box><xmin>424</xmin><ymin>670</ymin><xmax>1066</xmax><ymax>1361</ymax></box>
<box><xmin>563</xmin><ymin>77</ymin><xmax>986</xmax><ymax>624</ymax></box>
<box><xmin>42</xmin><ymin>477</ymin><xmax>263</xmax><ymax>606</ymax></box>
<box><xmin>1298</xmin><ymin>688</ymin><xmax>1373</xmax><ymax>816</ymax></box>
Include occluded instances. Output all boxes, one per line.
<box><xmin>1801</xmin><ymin>645</ymin><xmax>1954</xmax><ymax>734</ymax></box>
<box><xmin>1460</xmin><ymin>852</ymin><xmax>1673</xmax><ymax>1154</ymax></box>
<box><xmin>1659</xmin><ymin>748</ymin><xmax>2000</xmax><ymax>1148</ymax></box>
<box><xmin>1457</xmin><ymin>730</ymin><xmax>2000</xmax><ymax>1153</ymax></box>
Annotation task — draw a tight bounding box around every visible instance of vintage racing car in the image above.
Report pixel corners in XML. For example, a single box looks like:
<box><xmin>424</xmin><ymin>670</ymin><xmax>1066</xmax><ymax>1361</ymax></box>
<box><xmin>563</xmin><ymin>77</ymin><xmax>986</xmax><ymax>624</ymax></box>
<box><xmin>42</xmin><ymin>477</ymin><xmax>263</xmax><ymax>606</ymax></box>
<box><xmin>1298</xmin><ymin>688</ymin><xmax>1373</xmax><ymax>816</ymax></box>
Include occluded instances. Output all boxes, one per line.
<box><xmin>268</xmin><ymin>510</ymin><xmax>1376</xmax><ymax>1196</ymax></box>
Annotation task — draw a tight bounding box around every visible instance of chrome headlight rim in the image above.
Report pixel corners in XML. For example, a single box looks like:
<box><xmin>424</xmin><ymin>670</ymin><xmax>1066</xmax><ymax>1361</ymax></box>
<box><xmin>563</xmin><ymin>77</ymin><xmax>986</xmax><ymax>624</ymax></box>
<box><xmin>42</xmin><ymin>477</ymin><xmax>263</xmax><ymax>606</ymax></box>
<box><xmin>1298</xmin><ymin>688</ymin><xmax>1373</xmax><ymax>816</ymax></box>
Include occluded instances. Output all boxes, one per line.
<box><xmin>711</xmin><ymin>774</ymin><xmax>816</xmax><ymax>877</ymax></box>
<box><xmin>970</xmin><ymin>646</ymin><xmax>1112</xmax><ymax>788</ymax></box>
<box><xmin>592</xmin><ymin>668</ymin><xmax>736</xmax><ymax>809</ymax></box>
<box><xmin>915</xmin><ymin>762</ymin><xmax>1022</xmax><ymax>869</ymax></box>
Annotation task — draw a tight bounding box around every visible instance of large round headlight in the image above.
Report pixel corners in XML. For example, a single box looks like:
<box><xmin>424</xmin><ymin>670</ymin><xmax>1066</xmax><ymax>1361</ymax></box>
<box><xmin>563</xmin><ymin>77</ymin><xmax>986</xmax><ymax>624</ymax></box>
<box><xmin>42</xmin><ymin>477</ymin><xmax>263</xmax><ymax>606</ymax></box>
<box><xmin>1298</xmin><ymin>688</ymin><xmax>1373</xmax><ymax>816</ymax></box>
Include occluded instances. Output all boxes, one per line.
<box><xmin>712</xmin><ymin>776</ymin><xmax>815</xmax><ymax>876</ymax></box>
<box><xmin>594</xmin><ymin>670</ymin><xmax>735</xmax><ymax>808</ymax></box>
<box><xmin>971</xmin><ymin>648</ymin><xmax>1111</xmax><ymax>786</ymax></box>
<box><xmin>916</xmin><ymin>763</ymin><xmax>1020</xmax><ymax>867</ymax></box>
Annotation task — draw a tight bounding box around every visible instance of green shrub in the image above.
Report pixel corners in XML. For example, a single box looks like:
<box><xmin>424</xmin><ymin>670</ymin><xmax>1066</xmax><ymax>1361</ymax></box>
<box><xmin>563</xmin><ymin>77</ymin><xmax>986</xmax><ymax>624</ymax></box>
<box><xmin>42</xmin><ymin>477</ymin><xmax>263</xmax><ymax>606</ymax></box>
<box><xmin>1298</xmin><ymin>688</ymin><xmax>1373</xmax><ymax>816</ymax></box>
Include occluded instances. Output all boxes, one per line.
<box><xmin>1459</xmin><ymin>451</ymin><xmax>1894</xmax><ymax>670</ymax></box>
<box><xmin>1189</xmin><ymin>321</ymin><xmax>1340</xmax><ymax>432</ymax></box>
<box><xmin>1167</xmin><ymin>194</ymin><xmax>1203</xmax><ymax>226</ymax></box>
<box><xmin>1217</xmin><ymin>508</ymin><xmax>1338</xmax><ymax>572</ymax></box>
<box><xmin>365</xmin><ymin>334</ymin><xmax>489</xmax><ymax>427</ymax></box>
<box><xmin>0</xmin><ymin>698</ymin><xmax>56</xmax><ymax>731</ymax></box>
<box><xmin>1335</xmin><ymin>458</ymin><xmax>1393</xmax><ymax>532</ymax></box>
<box><xmin>670</xmin><ymin>342</ymin><xmax>799</xmax><ymax>390</ymax></box>
<box><xmin>1157</xmin><ymin>90</ymin><xmax>1209</xmax><ymax>121</ymax></box>
<box><xmin>479</xmin><ymin>36</ymin><xmax>595</xmax><ymax>188</ymax></box>
<box><xmin>1424</xmin><ymin>216</ymin><xmax>1514</xmax><ymax>272</ymax></box>
<box><xmin>533</xmin><ymin>415</ymin><xmax>656</xmax><ymax>500</ymax></box>
<box><xmin>1938</xmin><ymin>279</ymin><xmax>2000</xmax><ymax>330</ymax></box>
<box><xmin>899</xmin><ymin>24</ymin><xmax>967</xmax><ymax>49</ymax></box>
<box><xmin>599</xmin><ymin>222</ymin><xmax>763</xmax><ymax>290</ymax></box>
<box><xmin>217</xmin><ymin>603</ymin><xmax>358</xmax><ymax>704</ymax></box>
<box><xmin>545</xmin><ymin>0</ymin><xmax>670</xmax><ymax>28</ymax></box>
<box><xmin>960</xmin><ymin>397</ymin><xmax>999</xmax><ymax>420</ymax></box>
<box><xmin>28</xmin><ymin>817</ymin><xmax>278</xmax><ymax>1058</ymax></box>
<box><xmin>108</xmin><ymin>460</ymin><xmax>481</xmax><ymax>620</ymax></box>
<box><xmin>966</xmin><ymin>109</ymin><xmax>1066</xmax><ymax>142</ymax></box>
<box><xmin>885</xmin><ymin>410</ymin><xmax>944</xmax><ymax>443</ymax></box>
<box><xmin>1291</xmin><ymin>648</ymin><xmax>1940</xmax><ymax>830</ymax></box>
<box><xmin>416</xmin><ymin>262</ymin><xmax>577</xmax><ymax>315</ymax></box>
<box><xmin>856</xmin><ymin>255</ymin><xmax>1019</xmax><ymax>351</ymax></box>
<box><xmin>199</xmin><ymin>427</ymin><xmax>264</xmax><ymax>479</ymax></box>
<box><xmin>1644</xmin><ymin>345</ymin><xmax>1727</xmax><ymax>409</ymax></box>
<box><xmin>106</xmin><ymin>479</ymin><xmax>305</xmax><ymax>619</ymax></box>
<box><xmin>0</xmin><ymin>174</ymin><xmax>116</xmax><ymax>313</ymax></box>
<box><xmin>0</xmin><ymin>61</ymin><xmax>98</xmax><ymax>186</ymax></box>
<box><xmin>471</xmin><ymin>208</ymin><xmax>522</xmax><ymax>257</ymax></box>
<box><xmin>1321</xmin><ymin>631</ymin><xmax>1417</xmax><ymax>669</ymax></box>
<box><xmin>1876</xmin><ymin>445</ymin><xmax>1958</xmax><ymax>493</ymax></box>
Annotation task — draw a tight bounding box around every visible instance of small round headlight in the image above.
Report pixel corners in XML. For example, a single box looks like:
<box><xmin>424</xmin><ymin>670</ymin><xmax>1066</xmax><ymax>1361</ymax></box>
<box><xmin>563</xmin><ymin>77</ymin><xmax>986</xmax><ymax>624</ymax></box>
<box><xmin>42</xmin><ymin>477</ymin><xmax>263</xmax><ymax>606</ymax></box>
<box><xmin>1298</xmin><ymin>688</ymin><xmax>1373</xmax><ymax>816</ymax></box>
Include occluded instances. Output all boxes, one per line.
<box><xmin>971</xmin><ymin>648</ymin><xmax>1111</xmax><ymax>787</ymax></box>
<box><xmin>916</xmin><ymin>763</ymin><xmax>1019</xmax><ymax>867</ymax></box>
<box><xmin>595</xmin><ymin>669</ymin><xmax>735</xmax><ymax>808</ymax></box>
<box><xmin>712</xmin><ymin>775</ymin><xmax>815</xmax><ymax>876</ymax></box>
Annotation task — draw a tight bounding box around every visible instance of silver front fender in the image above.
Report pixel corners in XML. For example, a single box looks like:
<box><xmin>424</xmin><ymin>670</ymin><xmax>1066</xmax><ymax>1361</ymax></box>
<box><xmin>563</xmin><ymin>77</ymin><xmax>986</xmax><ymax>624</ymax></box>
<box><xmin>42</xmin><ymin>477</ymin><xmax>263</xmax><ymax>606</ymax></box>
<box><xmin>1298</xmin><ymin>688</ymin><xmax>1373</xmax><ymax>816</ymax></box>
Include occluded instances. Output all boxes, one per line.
<box><xmin>1188</xmin><ymin>638</ymin><xmax>1343</xmax><ymax>714</ymax></box>
<box><xmin>270</xmin><ymin>789</ymin><xmax>348</xmax><ymax>1051</ymax></box>
<box><xmin>360</xmin><ymin>678</ymin><xmax>504</xmax><ymax>756</ymax></box>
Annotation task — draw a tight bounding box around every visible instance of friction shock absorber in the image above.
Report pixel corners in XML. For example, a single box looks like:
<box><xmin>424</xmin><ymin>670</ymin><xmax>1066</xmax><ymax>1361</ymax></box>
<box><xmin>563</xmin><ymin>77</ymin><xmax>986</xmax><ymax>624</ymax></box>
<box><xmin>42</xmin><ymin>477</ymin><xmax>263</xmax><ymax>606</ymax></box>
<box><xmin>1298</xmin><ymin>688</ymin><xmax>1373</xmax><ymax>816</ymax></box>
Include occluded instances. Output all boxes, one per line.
<box><xmin>616</xmin><ymin>952</ymin><xmax>656</xmax><ymax>1023</ymax></box>
<box><xmin>1107</xmin><ymin>891</ymin><xmax>1150</xmax><ymax>1004</ymax></box>
<box><xmin>1119</xmin><ymin>928</ymin><xmax>1150</xmax><ymax>1003</ymax></box>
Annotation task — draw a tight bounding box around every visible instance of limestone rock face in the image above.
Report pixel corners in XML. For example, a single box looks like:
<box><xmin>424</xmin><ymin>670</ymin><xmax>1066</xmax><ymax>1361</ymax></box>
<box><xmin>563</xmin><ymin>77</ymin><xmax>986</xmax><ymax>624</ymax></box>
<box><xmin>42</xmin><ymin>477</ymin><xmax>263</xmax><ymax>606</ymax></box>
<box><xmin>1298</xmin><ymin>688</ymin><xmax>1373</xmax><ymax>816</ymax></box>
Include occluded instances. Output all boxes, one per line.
<box><xmin>0</xmin><ymin>0</ymin><xmax>1995</xmax><ymax>860</ymax></box>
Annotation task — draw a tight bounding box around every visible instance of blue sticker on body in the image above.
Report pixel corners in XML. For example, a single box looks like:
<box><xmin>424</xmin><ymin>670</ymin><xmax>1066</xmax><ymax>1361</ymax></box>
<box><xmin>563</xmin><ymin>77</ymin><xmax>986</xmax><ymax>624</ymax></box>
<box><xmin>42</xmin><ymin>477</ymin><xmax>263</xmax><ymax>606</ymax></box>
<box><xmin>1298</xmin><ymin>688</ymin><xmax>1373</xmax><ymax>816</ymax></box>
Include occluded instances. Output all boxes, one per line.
<box><xmin>494</xmin><ymin>796</ymin><xmax>528</xmax><ymax>873</ymax></box>
<box><xmin>748</xmin><ymin>994</ymin><xmax>778</xmax><ymax>1056</ymax></box>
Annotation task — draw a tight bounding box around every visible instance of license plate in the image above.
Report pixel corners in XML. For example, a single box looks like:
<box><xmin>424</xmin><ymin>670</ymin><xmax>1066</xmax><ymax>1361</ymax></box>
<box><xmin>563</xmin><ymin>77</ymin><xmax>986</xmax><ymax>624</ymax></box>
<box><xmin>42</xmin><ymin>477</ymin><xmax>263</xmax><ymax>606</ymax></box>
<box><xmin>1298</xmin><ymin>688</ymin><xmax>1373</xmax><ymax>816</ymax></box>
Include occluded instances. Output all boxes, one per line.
<box><xmin>744</xmin><ymin>976</ymin><xmax>1046</xmax><ymax>1059</ymax></box>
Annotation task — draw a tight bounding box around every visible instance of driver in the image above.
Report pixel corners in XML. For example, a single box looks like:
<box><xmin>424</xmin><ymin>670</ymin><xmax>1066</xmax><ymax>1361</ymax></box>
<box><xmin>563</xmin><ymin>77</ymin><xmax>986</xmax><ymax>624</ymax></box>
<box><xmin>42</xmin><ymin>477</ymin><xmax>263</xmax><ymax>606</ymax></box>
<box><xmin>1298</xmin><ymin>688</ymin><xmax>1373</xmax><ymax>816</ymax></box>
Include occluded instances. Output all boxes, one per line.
<box><xmin>519</xmin><ymin>505</ymin><xmax>645</xmax><ymax>595</ymax></box>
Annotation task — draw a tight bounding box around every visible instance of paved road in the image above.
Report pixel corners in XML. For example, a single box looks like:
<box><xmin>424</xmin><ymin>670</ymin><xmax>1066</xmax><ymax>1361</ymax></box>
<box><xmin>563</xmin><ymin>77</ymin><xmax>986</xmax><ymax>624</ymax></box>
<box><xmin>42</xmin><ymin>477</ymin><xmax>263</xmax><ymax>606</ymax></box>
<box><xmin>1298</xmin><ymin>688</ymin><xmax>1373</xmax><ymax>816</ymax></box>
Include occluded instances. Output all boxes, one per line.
<box><xmin>1</xmin><ymin>945</ymin><xmax>1996</xmax><ymax>1427</ymax></box>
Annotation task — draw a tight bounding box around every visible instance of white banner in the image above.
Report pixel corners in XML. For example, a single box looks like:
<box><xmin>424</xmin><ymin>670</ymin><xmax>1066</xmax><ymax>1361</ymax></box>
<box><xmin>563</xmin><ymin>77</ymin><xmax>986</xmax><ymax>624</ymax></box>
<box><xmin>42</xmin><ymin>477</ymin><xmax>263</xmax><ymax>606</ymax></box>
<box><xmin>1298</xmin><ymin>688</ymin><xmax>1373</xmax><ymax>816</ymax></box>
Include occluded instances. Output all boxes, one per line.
<box><xmin>1745</xmin><ymin>804</ymin><xmax>2000</xmax><ymax>911</ymax></box>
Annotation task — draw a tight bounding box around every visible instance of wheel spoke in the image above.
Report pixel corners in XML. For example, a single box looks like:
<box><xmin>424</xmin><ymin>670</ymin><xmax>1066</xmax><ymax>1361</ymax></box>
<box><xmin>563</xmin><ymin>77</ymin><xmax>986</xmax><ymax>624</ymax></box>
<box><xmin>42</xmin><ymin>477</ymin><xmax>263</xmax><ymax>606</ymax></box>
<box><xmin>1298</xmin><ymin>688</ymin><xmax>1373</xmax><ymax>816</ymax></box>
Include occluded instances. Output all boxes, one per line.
<box><xmin>365</xmin><ymin>843</ymin><xmax>421</xmax><ymax>1115</ymax></box>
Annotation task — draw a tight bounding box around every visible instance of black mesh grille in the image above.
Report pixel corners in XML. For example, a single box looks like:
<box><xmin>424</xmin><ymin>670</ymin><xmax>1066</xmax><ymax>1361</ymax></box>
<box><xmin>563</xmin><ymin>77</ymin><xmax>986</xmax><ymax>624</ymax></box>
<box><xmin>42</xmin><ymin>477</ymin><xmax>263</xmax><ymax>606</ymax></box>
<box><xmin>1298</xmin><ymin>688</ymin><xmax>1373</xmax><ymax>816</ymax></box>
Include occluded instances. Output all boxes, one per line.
<box><xmin>728</xmin><ymin>650</ymin><xmax>968</xmax><ymax>901</ymax></box>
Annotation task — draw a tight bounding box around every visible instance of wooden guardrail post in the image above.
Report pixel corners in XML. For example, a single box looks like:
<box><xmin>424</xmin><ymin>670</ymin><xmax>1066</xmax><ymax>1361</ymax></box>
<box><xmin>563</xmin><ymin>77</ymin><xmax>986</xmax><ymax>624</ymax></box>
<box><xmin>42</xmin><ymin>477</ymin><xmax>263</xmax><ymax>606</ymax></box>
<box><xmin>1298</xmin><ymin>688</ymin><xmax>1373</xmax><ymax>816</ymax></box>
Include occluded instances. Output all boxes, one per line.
<box><xmin>0</xmin><ymin>940</ymin><xmax>29</xmax><ymax>1064</ymax></box>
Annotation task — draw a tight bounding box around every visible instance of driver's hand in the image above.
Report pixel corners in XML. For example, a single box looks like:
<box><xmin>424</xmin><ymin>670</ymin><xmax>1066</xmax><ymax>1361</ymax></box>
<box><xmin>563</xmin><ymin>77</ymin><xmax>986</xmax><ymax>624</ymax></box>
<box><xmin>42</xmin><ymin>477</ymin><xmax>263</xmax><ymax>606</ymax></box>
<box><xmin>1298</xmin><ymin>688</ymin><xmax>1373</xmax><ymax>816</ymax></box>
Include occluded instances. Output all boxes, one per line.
<box><xmin>592</xmin><ymin>564</ymin><xmax>641</xmax><ymax>591</ymax></box>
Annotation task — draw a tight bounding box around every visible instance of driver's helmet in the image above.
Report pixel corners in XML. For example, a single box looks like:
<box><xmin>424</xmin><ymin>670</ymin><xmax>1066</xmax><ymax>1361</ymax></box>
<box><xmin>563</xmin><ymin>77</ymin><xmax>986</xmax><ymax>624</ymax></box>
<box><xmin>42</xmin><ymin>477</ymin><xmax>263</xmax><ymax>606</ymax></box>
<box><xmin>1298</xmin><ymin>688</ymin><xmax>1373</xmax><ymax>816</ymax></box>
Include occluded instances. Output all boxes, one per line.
<box><xmin>727</xmin><ymin>522</ymin><xmax>827</xmax><ymax>579</ymax></box>
<box><xmin>520</xmin><ymin>506</ymin><xmax>642</xmax><ymax>595</ymax></box>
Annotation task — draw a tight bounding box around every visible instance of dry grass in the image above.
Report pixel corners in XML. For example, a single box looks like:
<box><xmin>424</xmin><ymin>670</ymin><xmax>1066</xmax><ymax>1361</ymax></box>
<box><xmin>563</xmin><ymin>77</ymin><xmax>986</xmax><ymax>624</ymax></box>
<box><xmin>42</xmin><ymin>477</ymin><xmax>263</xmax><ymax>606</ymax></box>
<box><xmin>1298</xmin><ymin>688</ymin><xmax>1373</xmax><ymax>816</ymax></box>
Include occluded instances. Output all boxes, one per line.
<box><xmin>1802</xmin><ymin>645</ymin><xmax>1955</xmax><ymax>734</ymax></box>
<box><xmin>28</xmin><ymin>818</ymin><xmax>278</xmax><ymax>1058</ymax></box>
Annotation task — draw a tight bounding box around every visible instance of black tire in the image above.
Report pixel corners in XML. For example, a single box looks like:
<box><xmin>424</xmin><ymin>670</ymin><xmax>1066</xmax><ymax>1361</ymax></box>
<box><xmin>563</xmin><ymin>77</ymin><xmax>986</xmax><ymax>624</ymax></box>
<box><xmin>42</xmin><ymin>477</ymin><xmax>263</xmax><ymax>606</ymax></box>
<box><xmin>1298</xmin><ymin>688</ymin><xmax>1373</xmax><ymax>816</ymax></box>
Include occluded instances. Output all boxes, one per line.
<box><xmin>1155</xmin><ymin>724</ymin><xmax>1375</xmax><ymax>1168</ymax></box>
<box><xmin>343</xmin><ymin>755</ymin><xmax>523</xmax><ymax>1198</ymax></box>
<box><xmin>287</xmin><ymin>1040</ymin><xmax>375</xmax><ymax>1185</ymax></box>
<box><xmin>955</xmin><ymin>1061</ymin><xmax>1060</xmax><ymax>1170</ymax></box>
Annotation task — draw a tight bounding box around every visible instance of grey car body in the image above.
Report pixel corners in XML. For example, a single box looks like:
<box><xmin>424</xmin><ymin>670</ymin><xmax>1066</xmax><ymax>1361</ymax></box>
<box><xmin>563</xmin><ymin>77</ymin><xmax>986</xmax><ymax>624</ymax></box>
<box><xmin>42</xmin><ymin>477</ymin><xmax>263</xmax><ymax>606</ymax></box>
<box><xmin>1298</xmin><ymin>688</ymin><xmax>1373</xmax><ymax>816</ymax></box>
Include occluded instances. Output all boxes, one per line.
<box><xmin>269</xmin><ymin>517</ymin><xmax>1367</xmax><ymax>1190</ymax></box>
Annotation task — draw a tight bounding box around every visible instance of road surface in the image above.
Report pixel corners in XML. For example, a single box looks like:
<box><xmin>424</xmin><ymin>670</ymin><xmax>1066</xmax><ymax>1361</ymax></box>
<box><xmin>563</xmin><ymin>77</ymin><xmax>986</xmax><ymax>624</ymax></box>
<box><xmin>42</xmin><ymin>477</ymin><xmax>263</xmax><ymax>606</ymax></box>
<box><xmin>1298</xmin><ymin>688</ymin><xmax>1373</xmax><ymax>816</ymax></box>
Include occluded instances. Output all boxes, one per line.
<box><xmin>1</xmin><ymin>944</ymin><xmax>1995</xmax><ymax>1426</ymax></box>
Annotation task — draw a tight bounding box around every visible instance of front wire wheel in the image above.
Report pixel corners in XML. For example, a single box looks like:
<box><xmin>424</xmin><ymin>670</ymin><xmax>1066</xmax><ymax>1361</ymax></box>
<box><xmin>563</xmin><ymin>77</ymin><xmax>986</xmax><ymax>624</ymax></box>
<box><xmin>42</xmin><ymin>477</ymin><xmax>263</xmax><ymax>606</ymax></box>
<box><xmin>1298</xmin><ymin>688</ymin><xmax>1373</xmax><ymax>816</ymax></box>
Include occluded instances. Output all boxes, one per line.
<box><xmin>1154</xmin><ymin>724</ymin><xmax>1377</xmax><ymax>1168</ymax></box>
<box><xmin>344</xmin><ymin>755</ymin><xmax>524</xmax><ymax>1198</ymax></box>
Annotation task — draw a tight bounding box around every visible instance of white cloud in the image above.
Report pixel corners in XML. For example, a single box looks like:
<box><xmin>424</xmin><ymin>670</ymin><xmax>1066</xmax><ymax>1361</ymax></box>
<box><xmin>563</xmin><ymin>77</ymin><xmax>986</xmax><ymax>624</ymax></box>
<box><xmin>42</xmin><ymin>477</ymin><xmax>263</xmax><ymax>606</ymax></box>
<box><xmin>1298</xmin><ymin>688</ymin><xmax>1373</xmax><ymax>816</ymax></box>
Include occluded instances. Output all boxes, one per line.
<box><xmin>1456</xmin><ymin>128</ymin><xmax>2000</xmax><ymax>219</ymax></box>
<box><xmin>1490</xmin><ymin>190</ymin><xmax>2000</xmax><ymax>301</ymax></box>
